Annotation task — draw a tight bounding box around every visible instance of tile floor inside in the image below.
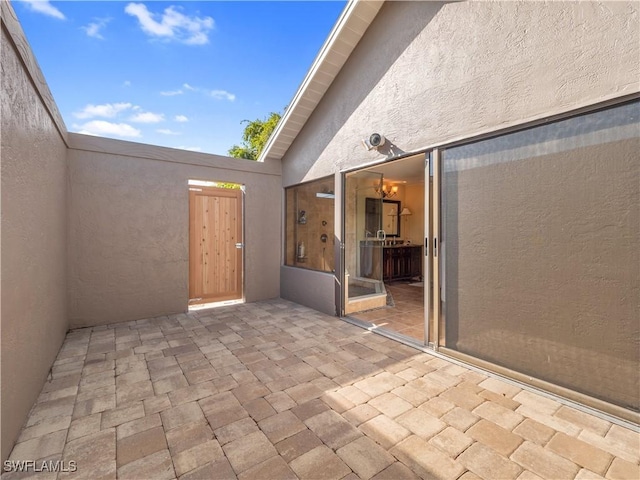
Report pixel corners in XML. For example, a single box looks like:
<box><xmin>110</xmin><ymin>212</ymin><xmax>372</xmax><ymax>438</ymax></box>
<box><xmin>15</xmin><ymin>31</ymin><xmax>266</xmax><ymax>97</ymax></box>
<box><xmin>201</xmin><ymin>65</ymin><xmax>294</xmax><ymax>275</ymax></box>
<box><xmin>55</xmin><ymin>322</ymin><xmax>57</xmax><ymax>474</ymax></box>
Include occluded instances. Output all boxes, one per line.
<box><xmin>3</xmin><ymin>299</ymin><xmax>639</xmax><ymax>480</ymax></box>
<box><xmin>351</xmin><ymin>282</ymin><xmax>426</xmax><ymax>342</ymax></box>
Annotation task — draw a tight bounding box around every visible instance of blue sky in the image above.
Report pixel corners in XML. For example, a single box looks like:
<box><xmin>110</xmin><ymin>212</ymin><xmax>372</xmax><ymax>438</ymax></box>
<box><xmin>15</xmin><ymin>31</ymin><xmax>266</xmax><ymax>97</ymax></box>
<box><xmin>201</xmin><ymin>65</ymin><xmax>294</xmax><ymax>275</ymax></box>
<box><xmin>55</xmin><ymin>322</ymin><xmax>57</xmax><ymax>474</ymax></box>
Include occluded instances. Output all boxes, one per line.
<box><xmin>14</xmin><ymin>0</ymin><xmax>346</xmax><ymax>155</ymax></box>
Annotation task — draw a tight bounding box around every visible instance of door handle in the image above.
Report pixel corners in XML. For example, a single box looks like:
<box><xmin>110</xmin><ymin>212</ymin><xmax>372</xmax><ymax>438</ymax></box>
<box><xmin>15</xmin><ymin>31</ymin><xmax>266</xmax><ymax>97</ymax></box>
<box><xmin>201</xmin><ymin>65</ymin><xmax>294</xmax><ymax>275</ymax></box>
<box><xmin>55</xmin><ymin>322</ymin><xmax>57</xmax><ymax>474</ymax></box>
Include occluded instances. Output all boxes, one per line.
<box><xmin>235</xmin><ymin>243</ymin><xmax>244</xmax><ymax>249</ymax></box>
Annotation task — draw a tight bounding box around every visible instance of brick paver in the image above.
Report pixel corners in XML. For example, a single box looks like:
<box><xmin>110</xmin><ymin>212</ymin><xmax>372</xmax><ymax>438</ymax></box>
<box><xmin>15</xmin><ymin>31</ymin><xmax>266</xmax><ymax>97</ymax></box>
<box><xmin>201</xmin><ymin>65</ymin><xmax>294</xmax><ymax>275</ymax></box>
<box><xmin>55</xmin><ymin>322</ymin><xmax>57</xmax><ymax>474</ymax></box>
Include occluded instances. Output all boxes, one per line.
<box><xmin>4</xmin><ymin>299</ymin><xmax>639</xmax><ymax>479</ymax></box>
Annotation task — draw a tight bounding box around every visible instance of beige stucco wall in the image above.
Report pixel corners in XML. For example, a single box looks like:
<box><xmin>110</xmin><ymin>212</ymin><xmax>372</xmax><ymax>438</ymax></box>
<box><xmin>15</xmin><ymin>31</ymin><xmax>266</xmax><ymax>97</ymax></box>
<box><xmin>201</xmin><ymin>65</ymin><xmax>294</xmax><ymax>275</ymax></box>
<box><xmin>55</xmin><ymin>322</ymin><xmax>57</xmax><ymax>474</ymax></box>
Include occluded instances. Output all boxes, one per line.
<box><xmin>281</xmin><ymin>1</ymin><xmax>640</xmax><ymax>185</ymax></box>
<box><xmin>67</xmin><ymin>134</ymin><xmax>282</xmax><ymax>328</ymax></box>
<box><xmin>1</xmin><ymin>3</ymin><xmax>70</xmax><ymax>462</ymax></box>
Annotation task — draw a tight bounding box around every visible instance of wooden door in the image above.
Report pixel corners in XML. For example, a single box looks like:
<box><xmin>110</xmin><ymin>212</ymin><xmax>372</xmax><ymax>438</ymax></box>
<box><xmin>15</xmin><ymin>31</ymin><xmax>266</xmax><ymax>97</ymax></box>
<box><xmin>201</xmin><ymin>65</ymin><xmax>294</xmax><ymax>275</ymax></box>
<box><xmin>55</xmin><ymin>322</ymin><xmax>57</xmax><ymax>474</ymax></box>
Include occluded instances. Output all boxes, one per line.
<box><xmin>189</xmin><ymin>186</ymin><xmax>243</xmax><ymax>303</ymax></box>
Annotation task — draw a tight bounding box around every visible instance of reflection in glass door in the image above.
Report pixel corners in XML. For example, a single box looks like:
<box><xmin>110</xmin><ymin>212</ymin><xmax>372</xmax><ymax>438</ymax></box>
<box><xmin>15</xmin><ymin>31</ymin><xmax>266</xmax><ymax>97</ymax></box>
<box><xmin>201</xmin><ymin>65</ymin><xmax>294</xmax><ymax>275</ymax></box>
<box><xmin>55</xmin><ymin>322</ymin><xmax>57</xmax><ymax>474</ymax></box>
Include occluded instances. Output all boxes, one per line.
<box><xmin>344</xmin><ymin>170</ymin><xmax>388</xmax><ymax>314</ymax></box>
<box><xmin>437</xmin><ymin>101</ymin><xmax>640</xmax><ymax>415</ymax></box>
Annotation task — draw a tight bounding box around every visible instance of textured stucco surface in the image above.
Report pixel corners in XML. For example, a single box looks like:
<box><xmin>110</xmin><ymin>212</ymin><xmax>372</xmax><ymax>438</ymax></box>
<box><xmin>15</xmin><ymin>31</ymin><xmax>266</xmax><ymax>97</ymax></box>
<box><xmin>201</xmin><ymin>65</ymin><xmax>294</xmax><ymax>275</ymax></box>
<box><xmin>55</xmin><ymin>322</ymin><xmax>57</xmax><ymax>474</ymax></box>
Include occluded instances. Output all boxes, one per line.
<box><xmin>281</xmin><ymin>1</ymin><xmax>640</xmax><ymax>185</ymax></box>
<box><xmin>1</xmin><ymin>26</ymin><xmax>69</xmax><ymax>462</ymax></box>
<box><xmin>280</xmin><ymin>266</ymin><xmax>336</xmax><ymax>316</ymax></box>
<box><xmin>67</xmin><ymin>135</ymin><xmax>282</xmax><ymax>328</ymax></box>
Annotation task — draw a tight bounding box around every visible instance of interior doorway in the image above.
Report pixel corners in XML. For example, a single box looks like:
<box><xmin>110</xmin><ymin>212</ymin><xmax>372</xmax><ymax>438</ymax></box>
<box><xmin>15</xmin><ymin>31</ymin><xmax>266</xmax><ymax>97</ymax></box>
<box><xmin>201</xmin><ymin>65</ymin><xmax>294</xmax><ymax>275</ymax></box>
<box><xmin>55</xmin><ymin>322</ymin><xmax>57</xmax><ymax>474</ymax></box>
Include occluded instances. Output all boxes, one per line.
<box><xmin>342</xmin><ymin>154</ymin><xmax>430</xmax><ymax>344</ymax></box>
<box><xmin>189</xmin><ymin>181</ymin><xmax>244</xmax><ymax>305</ymax></box>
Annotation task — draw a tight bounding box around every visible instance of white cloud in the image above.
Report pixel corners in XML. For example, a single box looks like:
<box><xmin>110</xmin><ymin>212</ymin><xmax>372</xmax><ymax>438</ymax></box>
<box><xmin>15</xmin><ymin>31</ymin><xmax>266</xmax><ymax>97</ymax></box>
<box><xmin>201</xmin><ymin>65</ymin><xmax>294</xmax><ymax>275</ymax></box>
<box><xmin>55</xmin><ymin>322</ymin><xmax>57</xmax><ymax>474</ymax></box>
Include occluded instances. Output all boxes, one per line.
<box><xmin>73</xmin><ymin>102</ymin><xmax>133</xmax><ymax>119</ymax></box>
<box><xmin>75</xmin><ymin>120</ymin><xmax>141</xmax><ymax>138</ymax></box>
<box><xmin>157</xmin><ymin>129</ymin><xmax>181</xmax><ymax>135</ymax></box>
<box><xmin>129</xmin><ymin>111</ymin><xmax>165</xmax><ymax>123</ymax></box>
<box><xmin>160</xmin><ymin>89</ymin><xmax>183</xmax><ymax>96</ymax></box>
<box><xmin>124</xmin><ymin>3</ymin><xmax>214</xmax><ymax>45</ymax></box>
<box><xmin>123</xmin><ymin>80</ymin><xmax>132</xmax><ymax>87</ymax></box>
<box><xmin>174</xmin><ymin>115</ymin><xmax>188</xmax><ymax>123</ymax></box>
<box><xmin>82</xmin><ymin>18</ymin><xmax>110</xmax><ymax>39</ymax></box>
<box><xmin>210</xmin><ymin>90</ymin><xmax>235</xmax><ymax>101</ymax></box>
<box><xmin>167</xmin><ymin>84</ymin><xmax>234</xmax><ymax>102</ymax></box>
<box><xmin>177</xmin><ymin>146</ymin><xmax>201</xmax><ymax>152</ymax></box>
<box><xmin>21</xmin><ymin>0</ymin><xmax>65</xmax><ymax>20</ymax></box>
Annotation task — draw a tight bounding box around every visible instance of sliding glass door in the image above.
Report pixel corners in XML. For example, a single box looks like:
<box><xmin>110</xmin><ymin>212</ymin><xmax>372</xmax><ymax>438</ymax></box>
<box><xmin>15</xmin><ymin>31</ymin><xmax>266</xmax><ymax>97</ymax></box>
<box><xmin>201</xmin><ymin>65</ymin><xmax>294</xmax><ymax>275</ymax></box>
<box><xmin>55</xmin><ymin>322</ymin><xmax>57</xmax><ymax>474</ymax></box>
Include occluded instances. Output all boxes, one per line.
<box><xmin>341</xmin><ymin>154</ymin><xmax>431</xmax><ymax>345</ymax></box>
<box><xmin>437</xmin><ymin>100</ymin><xmax>639</xmax><ymax>414</ymax></box>
<box><xmin>338</xmin><ymin>101</ymin><xmax>638</xmax><ymax>419</ymax></box>
<box><xmin>343</xmin><ymin>170</ymin><xmax>387</xmax><ymax>314</ymax></box>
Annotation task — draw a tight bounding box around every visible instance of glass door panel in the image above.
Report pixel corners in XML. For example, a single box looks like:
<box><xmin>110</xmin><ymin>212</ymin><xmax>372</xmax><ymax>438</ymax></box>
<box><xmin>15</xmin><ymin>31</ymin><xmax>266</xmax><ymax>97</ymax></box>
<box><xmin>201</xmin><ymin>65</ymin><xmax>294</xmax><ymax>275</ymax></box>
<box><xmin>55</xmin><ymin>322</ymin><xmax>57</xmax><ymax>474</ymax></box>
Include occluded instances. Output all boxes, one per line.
<box><xmin>438</xmin><ymin>101</ymin><xmax>639</xmax><ymax>411</ymax></box>
<box><xmin>344</xmin><ymin>170</ymin><xmax>387</xmax><ymax>314</ymax></box>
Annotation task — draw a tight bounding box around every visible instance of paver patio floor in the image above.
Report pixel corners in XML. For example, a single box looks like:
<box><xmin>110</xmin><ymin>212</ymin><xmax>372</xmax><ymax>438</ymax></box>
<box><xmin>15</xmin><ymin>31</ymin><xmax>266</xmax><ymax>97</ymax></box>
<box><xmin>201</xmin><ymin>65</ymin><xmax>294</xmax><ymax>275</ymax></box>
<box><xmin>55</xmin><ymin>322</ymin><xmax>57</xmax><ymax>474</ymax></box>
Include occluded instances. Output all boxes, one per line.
<box><xmin>4</xmin><ymin>299</ymin><xmax>639</xmax><ymax>480</ymax></box>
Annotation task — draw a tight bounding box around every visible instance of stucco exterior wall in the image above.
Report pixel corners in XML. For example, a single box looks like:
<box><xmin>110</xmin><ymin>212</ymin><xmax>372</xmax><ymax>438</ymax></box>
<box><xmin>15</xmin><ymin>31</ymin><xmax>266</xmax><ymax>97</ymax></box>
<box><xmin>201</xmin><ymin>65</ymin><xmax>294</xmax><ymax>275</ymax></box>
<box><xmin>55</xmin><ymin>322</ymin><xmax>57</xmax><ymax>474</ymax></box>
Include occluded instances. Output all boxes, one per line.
<box><xmin>1</xmin><ymin>5</ymin><xmax>69</xmax><ymax>462</ymax></box>
<box><xmin>281</xmin><ymin>1</ymin><xmax>640</xmax><ymax>185</ymax></box>
<box><xmin>281</xmin><ymin>266</ymin><xmax>335</xmax><ymax>316</ymax></box>
<box><xmin>67</xmin><ymin>135</ymin><xmax>282</xmax><ymax>328</ymax></box>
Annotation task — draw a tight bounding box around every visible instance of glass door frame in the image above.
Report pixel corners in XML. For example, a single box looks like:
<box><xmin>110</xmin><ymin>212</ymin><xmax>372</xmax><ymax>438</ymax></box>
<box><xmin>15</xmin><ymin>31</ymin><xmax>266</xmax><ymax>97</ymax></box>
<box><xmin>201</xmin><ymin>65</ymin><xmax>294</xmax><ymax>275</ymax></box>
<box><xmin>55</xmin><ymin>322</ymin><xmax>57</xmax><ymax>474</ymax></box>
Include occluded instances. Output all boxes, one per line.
<box><xmin>431</xmin><ymin>148</ymin><xmax>442</xmax><ymax>349</ymax></box>
<box><xmin>337</xmin><ymin>152</ymin><xmax>435</xmax><ymax>348</ymax></box>
<box><xmin>342</xmin><ymin>170</ymin><xmax>386</xmax><ymax>315</ymax></box>
<box><xmin>423</xmin><ymin>150</ymin><xmax>437</xmax><ymax>348</ymax></box>
<box><xmin>424</xmin><ymin>152</ymin><xmax>432</xmax><ymax>346</ymax></box>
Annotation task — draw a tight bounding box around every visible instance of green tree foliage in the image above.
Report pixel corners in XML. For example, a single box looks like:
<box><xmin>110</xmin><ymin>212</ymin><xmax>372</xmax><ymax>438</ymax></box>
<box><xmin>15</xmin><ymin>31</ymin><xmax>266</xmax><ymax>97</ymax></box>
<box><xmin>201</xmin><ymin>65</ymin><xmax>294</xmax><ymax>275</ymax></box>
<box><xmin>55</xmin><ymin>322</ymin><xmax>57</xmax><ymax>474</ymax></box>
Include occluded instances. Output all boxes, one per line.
<box><xmin>228</xmin><ymin>111</ymin><xmax>281</xmax><ymax>160</ymax></box>
<box><xmin>211</xmin><ymin>182</ymin><xmax>242</xmax><ymax>190</ymax></box>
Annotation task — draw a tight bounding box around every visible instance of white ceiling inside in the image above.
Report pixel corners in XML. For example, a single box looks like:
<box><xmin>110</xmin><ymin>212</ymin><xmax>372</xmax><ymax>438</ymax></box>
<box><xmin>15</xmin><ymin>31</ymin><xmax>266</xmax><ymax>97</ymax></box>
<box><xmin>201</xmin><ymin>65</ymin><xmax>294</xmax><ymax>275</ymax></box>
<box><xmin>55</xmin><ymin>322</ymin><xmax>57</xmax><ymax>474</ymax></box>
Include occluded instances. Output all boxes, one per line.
<box><xmin>364</xmin><ymin>154</ymin><xmax>426</xmax><ymax>185</ymax></box>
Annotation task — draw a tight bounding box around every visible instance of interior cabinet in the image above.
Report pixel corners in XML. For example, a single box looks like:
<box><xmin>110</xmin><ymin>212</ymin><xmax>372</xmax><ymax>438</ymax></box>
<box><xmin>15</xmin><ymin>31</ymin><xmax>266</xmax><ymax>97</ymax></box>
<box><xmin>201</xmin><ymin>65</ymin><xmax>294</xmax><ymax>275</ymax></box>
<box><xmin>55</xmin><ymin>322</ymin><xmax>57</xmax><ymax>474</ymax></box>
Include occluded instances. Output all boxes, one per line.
<box><xmin>383</xmin><ymin>245</ymin><xmax>422</xmax><ymax>282</ymax></box>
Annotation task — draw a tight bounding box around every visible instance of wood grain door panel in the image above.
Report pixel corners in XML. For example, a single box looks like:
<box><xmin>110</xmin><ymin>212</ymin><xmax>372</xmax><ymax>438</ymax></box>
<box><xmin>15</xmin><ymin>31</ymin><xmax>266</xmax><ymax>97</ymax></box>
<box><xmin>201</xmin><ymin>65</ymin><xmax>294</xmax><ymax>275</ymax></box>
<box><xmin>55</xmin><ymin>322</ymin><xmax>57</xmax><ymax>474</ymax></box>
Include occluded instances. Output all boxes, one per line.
<box><xmin>189</xmin><ymin>186</ymin><xmax>243</xmax><ymax>303</ymax></box>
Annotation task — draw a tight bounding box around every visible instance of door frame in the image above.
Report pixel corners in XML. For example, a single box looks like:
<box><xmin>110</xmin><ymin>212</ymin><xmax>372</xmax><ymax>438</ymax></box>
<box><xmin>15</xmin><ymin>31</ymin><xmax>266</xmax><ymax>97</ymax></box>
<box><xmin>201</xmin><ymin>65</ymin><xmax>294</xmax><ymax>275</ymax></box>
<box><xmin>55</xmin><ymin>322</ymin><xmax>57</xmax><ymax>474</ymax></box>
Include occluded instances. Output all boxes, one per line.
<box><xmin>189</xmin><ymin>184</ymin><xmax>245</xmax><ymax>305</ymax></box>
<box><xmin>342</xmin><ymin>170</ymin><xmax>386</xmax><ymax>314</ymax></box>
<box><xmin>337</xmin><ymin>152</ymin><xmax>433</xmax><ymax>346</ymax></box>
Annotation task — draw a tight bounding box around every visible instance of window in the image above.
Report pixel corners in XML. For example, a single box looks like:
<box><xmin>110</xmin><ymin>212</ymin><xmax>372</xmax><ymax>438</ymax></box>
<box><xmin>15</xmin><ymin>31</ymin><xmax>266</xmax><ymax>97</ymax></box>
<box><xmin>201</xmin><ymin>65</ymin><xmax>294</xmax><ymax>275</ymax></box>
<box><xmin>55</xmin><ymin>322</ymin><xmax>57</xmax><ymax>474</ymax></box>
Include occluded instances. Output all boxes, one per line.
<box><xmin>285</xmin><ymin>177</ymin><xmax>335</xmax><ymax>273</ymax></box>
